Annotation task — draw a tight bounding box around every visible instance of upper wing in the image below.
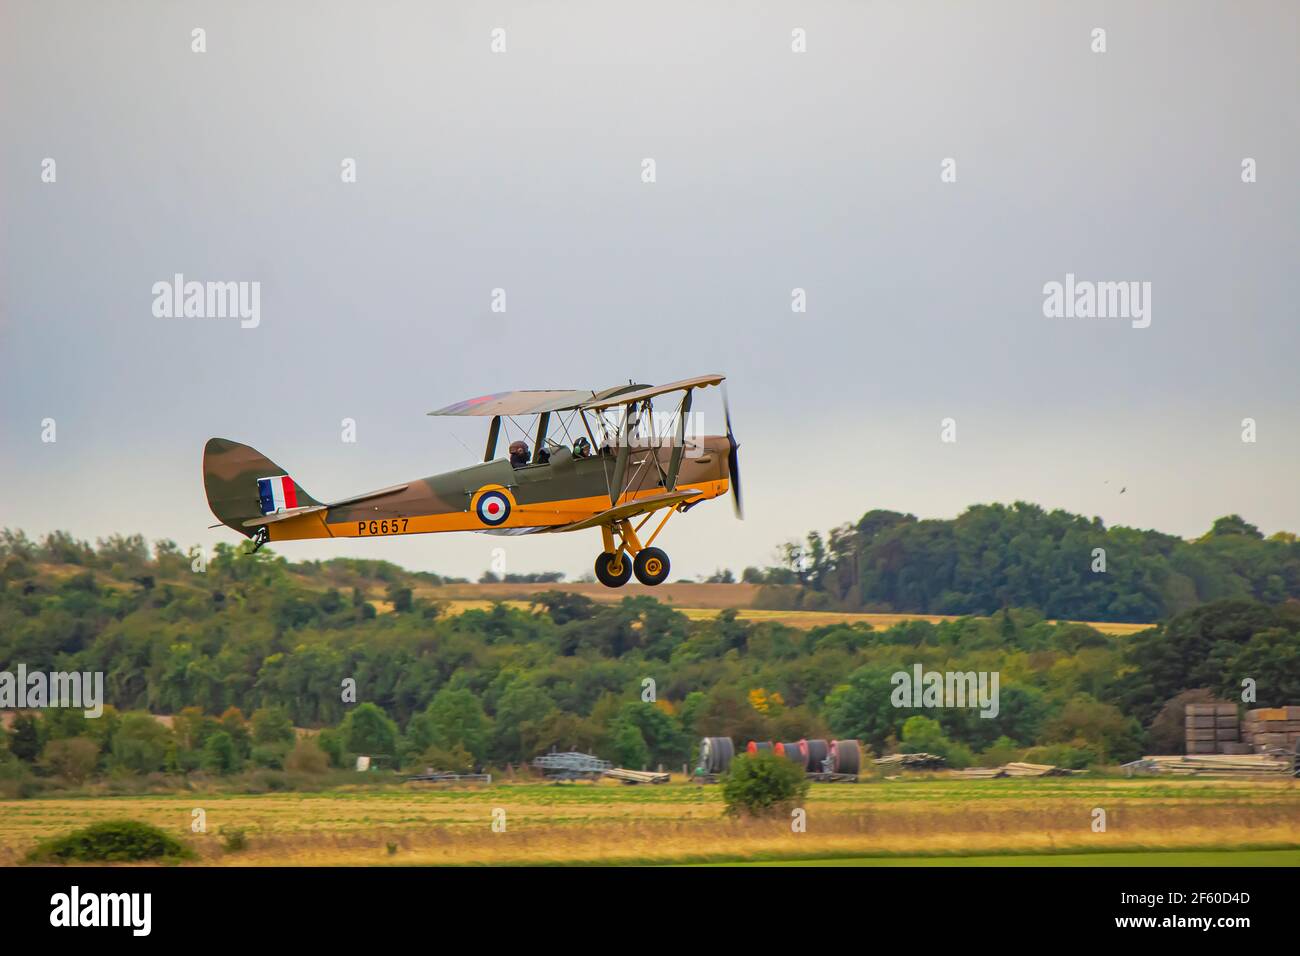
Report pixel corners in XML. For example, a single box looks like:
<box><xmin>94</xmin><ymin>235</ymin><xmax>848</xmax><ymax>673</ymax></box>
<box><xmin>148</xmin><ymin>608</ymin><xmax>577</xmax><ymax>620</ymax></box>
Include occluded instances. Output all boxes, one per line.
<box><xmin>581</xmin><ymin>374</ymin><xmax>724</xmax><ymax>411</ymax></box>
<box><xmin>426</xmin><ymin>378</ymin><xmax>719</xmax><ymax>417</ymax></box>
<box><xmin>428</xmin><ymin>390</ymin><xmax>596</xmax><ymax>417</ymax></box>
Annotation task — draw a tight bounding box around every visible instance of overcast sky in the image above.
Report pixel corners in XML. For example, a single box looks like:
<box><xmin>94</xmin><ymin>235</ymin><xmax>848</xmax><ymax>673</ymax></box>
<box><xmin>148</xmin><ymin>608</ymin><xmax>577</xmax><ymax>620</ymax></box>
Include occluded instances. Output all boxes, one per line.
<box><xmin>2</xmin><ymin>1</ymin><xmax>1297</xmax><ymax>581</ymax></box>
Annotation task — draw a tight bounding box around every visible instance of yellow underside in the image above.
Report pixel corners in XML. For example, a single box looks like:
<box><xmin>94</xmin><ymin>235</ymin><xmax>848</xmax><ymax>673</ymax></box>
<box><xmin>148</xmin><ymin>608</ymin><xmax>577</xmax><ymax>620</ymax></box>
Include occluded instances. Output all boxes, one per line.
<box><xmin>265</xmin><ymin>479</ymin><xmax>729</xmax><ymax>541</ymax></box>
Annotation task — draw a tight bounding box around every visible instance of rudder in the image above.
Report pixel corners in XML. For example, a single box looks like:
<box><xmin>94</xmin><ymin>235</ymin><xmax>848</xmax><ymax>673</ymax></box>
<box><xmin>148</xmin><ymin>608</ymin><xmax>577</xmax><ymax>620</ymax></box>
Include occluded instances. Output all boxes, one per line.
<box><xmin>203</xmin><ymin>438</ymin><xmax>320</xmax><ymax>536</ymax></box>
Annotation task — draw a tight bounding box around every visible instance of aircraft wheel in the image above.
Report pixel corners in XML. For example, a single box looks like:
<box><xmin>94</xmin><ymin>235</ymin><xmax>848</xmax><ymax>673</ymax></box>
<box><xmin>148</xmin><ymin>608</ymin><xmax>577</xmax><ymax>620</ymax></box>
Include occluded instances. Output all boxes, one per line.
<box><xmin>633</xmin><ymin>547</ymin><xmax>670</xmax><ymax>586</ymax></box>
<box><xmin>595</xmin><ymin>551</ymin><xmax>632</xmax><ymax>588</ymax></box>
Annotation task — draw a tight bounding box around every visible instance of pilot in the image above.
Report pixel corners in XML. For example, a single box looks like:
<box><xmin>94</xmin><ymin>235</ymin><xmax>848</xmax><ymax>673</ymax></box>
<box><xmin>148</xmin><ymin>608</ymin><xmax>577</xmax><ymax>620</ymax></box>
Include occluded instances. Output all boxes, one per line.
<box><xmin>509</xmin><ymin>440</ymin><xmax>530</xmax><ymax>468</ymax></box>
<box><xmin>572</xmin><ymin>436</ymin><xmax>592</xmax><ymax>459</ymax></box>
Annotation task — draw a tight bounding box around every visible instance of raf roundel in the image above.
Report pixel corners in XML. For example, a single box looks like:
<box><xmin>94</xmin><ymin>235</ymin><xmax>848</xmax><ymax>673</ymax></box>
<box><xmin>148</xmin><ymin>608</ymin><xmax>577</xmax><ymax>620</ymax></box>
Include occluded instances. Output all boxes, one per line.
<box><xmin>476</xmin><ymin>490</ymin><xmax>511</xmax><ymax>526</ymax></box>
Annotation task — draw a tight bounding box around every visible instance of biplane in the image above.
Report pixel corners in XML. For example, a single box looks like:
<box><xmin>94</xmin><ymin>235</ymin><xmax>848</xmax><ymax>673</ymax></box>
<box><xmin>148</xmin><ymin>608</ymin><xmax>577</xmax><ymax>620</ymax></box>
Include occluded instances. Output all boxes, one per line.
<box><xmin>202</xmin><ymin>374</ymin><xmax>741</xmax><ymax>587</ymax></box>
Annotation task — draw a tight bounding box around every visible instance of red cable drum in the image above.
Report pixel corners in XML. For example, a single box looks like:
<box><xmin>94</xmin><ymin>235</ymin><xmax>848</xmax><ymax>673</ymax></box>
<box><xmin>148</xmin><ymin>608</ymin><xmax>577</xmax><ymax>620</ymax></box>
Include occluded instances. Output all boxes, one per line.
<box><xmin>776</xmin><ymin>741</ymin><xmax>806</xmax><ymax>764</ymax></box>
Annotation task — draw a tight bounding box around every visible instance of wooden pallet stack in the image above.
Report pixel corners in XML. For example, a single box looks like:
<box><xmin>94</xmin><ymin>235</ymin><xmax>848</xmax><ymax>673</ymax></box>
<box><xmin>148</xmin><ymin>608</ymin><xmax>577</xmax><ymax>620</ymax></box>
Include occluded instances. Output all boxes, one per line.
<box><xmin>604</xmin><ymin>767</ymin><xmax>670</xmax><ymax>784</ymax></box>
<box><xmin>1125</xmin><ymin>753</ymin><xmax>1294</xmax><ymax>777</ymax></box>
<box><xmin>1184</xmin><ymin>702</ymin><xmax>1241</xmax><ymax>754</ymax></box>
<box><xmin>874</xmin><ymin>752</ymin><xmax>947</xmax><ymax>771</ymax></box>
<box><xmin>950</xmin><ymin>762</ymin><xmax>1075</xmax><ymax>779</ymax></box>
<box><xmin>1242</xmin><ymin>707</ymin><xmax>1300</xmax><ymax>753</ymax></box>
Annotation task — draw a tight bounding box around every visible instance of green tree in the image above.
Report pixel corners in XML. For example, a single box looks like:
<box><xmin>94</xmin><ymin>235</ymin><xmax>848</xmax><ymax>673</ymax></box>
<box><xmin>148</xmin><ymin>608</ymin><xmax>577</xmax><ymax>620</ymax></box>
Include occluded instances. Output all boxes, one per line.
<box><xmin>201</xmin><ymin>731</ymin><xmax>241</xmax><ymax>774</ymax></box>
<box><xmin>386</xmin><ymin>584</ymin><xmax>413</xmax><ymax>613</ymax></box>
<box><xmin>110</xmin><ymin>713</ymin><xmax>172</xmax><ymax>774</ymax></box>
<box><xmin>8</xmin><ymin>713</ymin><xmax>42</xmax><ymax>762</ymax></box>
<box><xmin>492</xmin><ymin>681</ymin><xmax>554</xmax><ymax>761</ymax></box>
<box><xmin>251</xmin><ymin>706</ymin><xmax>295</xmax><ymax>746</ymax></box>
<box><xmin>609</xmin><ymin>721</ymin><xmax>650</xmax><ymax>769</ymax></box>
<box><xmin>342</xmin><ymin>703</ymin><xmax>399</xmax><ymax>760</ymax></box>
<box><xmin>423</xmin><ymin>687</ymin><xmax>492</xmax><ymax>761</ymax></box>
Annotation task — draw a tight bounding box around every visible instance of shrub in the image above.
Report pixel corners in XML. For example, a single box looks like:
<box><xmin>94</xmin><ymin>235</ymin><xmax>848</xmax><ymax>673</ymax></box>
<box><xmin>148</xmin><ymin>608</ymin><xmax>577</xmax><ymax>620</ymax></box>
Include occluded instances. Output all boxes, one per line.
<box><xmin>315</xmin><ymin>727</ymin><xmax>346</xmax><ymax>768</ymax></box>
<box><xmin>0</xmin><ymin>758</ymin><xmax>37</xmax><ymax>799</ymax></box>
<box><xmin>900</xmin><ymin>715</ymin><xmax>974</xmax><ymax>769</ymax></box>
<box><xmin>1023</xmin><ymin>742</ymin><xmax>1099</xmax><ymax>770</ymax></box>
<box><xmin>40</xmin><ymin>737</ymin><xmax>101</xmax><ymax>783</ymax></box>
<box><xmin>285</xmin><ymin>737</ymin><xmax>329</xmax><ymax>775</ymax></box>
<box><xmin>250</xmin><ymin>743</ymin><xmax>288</xmax><ymax>770</ymax></box>
<box><xmin>219</xmin><ymin>827</ymin><xmax>248</xmax><ymax>852</ymax></box>
<box><xmin>979</xmin><ymin>735</ymin><xmax>1022</xmax><ymax>767</ymax></box>
<box><xmin>25</xmin><ymin>820</ymin><xmax>193</xmax><ymax>863</ymax></box>
<box><xmin>720</xmin><ymin>751</ymin><xmax>809</xmax><ymax>817</ymax></box>
<box><xmin>410</xmin><ymin>743</ymin><xmax>474</xmax><ymax>774</ymax></box>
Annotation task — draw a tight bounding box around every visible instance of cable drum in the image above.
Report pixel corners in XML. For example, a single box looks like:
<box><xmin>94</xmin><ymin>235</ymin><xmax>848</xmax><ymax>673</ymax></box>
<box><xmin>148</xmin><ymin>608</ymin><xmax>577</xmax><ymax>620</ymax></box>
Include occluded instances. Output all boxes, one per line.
<box><xmin>776</xmin><ymin>741</ymin><xmax>806</xmax><ymax>765</ymax></box>
<box><xmin>746</xmin><ymin>741</ymin><xmax>773</xmax><ymax>754</ymax></box>
<box><xmin>700</xmin><ymin>736</ymin><xmax>734</xmax><ymax>774</ymax></box>
<box><xmin>803</xmin><ymin>739</ymin><xmax>829</xmax><ymax>772</ymax></box>
<box><xmin>830</xmin><ymin>739</ymin><xmax>862</xmax><ymax>775</ymax></box>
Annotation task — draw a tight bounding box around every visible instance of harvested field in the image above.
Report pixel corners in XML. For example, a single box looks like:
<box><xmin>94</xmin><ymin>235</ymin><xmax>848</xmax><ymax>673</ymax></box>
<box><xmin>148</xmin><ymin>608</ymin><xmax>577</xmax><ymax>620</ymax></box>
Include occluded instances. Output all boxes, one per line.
<box><xmin>4</xmin><ymin>777</ymin><xmax>1294</xmax><ymax>867</ymax></box>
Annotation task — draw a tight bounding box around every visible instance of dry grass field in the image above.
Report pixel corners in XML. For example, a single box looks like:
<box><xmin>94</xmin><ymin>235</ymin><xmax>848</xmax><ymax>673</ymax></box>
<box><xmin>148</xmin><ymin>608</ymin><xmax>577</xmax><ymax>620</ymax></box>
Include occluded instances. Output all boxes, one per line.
<box><xmin>4</xmin><ymin>776</ymin><xmax>1295</xmax><ymax>866</ymax></box>
<box><xmin>71</xmin><ymin>565</ymin><xmax>1149</xmax><ymax>635</ymax></box>
<box><xmin>395</xmin><ymin>582</ymin><xmax>1151</xmax><ymax>635</ymax></box>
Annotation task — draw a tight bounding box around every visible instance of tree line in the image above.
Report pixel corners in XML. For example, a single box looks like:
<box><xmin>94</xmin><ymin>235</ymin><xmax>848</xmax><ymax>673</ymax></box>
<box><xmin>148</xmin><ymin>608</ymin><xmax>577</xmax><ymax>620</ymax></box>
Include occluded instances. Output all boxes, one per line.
<box><xmin>1</xmin><ymin>526</ymin><xmax>1295</xmax><ymax>793</ymax></box>
<box><xmin>744</xmin><ymin>504</ymin><xmax>1300</xmax><ymax>622</ymax></box>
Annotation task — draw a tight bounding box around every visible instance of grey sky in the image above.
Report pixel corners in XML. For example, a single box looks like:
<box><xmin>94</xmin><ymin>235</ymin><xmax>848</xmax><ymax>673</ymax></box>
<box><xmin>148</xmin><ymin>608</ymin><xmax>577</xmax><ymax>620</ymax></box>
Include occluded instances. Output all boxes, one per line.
<box><xmin>2</xmin><ymin>1</ymin><xmax>1297</xmax><ymax>580</ymax></box>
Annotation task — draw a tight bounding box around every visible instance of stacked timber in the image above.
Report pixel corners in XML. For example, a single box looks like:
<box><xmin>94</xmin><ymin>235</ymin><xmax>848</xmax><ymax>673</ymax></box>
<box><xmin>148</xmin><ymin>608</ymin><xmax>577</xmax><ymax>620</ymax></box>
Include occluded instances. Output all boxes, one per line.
<box><xmin>605</xmin><ymin>767</ymin><xmax>670</xmax><ymax>784</ymax></box>
<box><xmin>949</xmin><ymin>762</ymin><xmax>1075</xmax><ymax>779</ymax></box>
<box><xmin>1184</xmin><ymin>702</ymin><xmax>1239</xmax><ymax>755</ymax></box>
<box><xmin>950</xmin><ymin>767</ymin><xmax>1006</xmax><ymax>779</ymax></box>
<box><xmin>875</xmin><ymin>752</ymin><xmax>947</xmax><ymax>770</ymax></box>
<box><xmin>1124</xmin><ymin>753</ymin><xmax>1294</xmax><ymax>777</ymax></box>
<box><xmin>1242</xmin><ymin>707</ymin><xmax>1300</xmax><ymax>753</ymax></box>
<box><xmin>1002</xmin><ymin>762</ymin><xmax>1073</xmax><ymax>777</ymax></box>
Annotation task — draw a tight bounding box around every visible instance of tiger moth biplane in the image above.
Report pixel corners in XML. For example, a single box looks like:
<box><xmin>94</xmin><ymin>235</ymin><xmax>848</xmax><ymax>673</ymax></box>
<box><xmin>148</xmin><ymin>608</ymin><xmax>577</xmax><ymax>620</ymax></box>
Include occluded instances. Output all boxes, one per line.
<box><xmin>202</xmin><ymin>374</ymin><xmax>742</xmax><ymax>587</ymax></box>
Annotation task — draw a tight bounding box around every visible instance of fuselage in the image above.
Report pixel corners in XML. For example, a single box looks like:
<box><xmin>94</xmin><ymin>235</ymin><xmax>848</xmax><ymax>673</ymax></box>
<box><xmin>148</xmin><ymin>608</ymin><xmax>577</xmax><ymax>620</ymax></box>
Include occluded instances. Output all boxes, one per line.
<box><xmin>261</xmin><ymin>435</ymin><xmax>732</xmax><ymax>542</ymax></box>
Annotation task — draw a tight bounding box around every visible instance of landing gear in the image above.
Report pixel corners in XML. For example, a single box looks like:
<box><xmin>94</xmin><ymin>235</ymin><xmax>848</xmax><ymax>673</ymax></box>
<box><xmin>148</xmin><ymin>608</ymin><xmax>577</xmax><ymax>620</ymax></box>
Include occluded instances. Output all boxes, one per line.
<box><xmin>594</xmin><ymin>551</ymin><xmax>632</xmax><ymax>588</ymax></box>
<box><xmin>594</xmin><ymin>513</ymin><xmax>676</xmax><ymax>588</ymax></box>
<box><xmin>248</xmin><ymin>526</ymin><xmax>269</xmax><ymax>554</ymax></box>
<box><xmin>633</xmin><ymin>547</ymin><xmax>670</xmax><ymax>586</ymax></box>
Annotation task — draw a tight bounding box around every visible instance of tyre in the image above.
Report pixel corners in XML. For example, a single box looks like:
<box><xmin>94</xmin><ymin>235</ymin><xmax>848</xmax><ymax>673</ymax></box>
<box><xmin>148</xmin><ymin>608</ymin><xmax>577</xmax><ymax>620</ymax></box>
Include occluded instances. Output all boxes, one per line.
<box><xmin>632</xmin><ymin>547</ymin><xmax>670</xmax><ymax>586</ymax></box>
<box><xmin>595</xmin><ymin>551</ymin><xmax>632</xmax><ymax>588</ymax></box>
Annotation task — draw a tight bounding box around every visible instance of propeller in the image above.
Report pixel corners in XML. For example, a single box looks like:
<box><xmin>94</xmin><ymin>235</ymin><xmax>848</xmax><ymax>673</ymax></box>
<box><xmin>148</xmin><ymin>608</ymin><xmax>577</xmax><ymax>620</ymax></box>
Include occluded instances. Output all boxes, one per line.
<box><xmin>722</xmin><ymin>384</ymin><xmax>743</xmax><ymax>519</ymax></box>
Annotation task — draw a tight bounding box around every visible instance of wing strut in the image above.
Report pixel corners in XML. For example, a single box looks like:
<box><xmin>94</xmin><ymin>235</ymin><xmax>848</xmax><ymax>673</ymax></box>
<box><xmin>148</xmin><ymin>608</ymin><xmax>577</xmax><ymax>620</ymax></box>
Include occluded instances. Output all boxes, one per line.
<box><xmin>608</xmin><ymin>402</ymin><xmax>633</xmax><ymax>505</ymax></box>
<box><xmin>665</xmin><ymin>388</ymin><xmax>692</xmax><ymax>491</ymax></box>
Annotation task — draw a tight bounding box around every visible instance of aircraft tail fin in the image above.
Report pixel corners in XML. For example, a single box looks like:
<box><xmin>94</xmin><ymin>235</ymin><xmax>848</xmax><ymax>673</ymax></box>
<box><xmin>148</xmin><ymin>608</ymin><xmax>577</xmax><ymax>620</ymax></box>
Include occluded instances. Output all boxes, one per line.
<box><xmin>203</xmin><ymin>438</ymin><xmax>320</xmax><ymax>536</ymax></box>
